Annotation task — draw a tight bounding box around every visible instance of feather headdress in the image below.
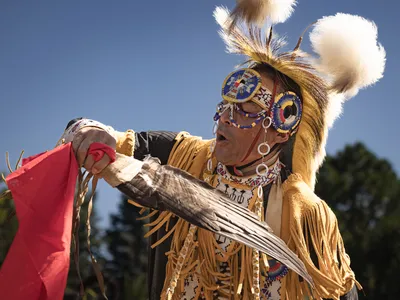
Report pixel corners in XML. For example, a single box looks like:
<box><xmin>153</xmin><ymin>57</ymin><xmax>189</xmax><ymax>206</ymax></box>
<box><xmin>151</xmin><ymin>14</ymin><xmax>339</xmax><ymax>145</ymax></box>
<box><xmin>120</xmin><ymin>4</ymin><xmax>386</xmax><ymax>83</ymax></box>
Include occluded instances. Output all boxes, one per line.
<box><xmin>230</xmin><ymin>0</ymin><xmax>297</xmax><ymax>26</ymax></box>
<box><xmin>215</xmin><ymin>5</ymin><xmax>386</xmax><ymax>188</ymax></box>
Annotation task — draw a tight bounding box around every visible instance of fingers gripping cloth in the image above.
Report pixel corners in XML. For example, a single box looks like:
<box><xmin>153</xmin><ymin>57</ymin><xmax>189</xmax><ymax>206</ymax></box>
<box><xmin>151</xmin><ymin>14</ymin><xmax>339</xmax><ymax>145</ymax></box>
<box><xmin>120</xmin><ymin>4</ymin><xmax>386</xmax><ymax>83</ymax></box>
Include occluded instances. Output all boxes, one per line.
<box><xmin>89</xmin><ymin>142</ymin><xmax>117</xmax><ymax>163</ymax></box>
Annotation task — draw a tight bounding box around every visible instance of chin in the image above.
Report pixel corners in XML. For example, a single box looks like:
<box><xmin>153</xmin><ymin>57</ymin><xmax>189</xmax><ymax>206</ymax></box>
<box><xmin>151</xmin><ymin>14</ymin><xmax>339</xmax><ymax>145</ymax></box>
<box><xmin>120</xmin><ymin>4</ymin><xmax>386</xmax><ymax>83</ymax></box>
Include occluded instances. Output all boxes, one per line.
<box><xmin>215</xmin><ymin>149</ymin><xmax>227</xmax><ymax>164</ymax></box>
<box><xmin>215</xmin><ymin>149</ymin><xmax>237</xmax><ymax>166</ymax></box>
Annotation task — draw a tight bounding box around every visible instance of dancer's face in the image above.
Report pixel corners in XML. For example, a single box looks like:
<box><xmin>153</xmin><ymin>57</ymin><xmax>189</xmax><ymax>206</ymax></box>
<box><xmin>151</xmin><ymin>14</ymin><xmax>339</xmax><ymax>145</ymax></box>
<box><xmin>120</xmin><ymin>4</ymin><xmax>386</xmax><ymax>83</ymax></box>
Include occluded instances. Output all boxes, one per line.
<box><xmin>215</xmin><ymin>73</ymin><xmax>289</xmax><ymax>167</ymax></box>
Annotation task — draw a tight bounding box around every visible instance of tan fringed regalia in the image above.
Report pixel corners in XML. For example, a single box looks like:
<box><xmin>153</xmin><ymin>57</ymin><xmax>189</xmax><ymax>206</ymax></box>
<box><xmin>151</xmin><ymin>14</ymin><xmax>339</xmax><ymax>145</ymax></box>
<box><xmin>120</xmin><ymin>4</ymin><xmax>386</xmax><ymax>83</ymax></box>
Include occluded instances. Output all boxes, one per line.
<box><xmin>120</xmin><ymin>131</ymin><xmax>358</xmax><ymax>300</ymax></box>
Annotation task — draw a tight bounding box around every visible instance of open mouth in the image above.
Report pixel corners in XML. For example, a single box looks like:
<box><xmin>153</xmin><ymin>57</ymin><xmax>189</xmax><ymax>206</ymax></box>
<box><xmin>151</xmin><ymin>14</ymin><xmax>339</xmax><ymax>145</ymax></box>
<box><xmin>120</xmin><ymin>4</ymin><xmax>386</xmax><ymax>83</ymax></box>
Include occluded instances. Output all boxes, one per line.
<box><xmin>217</xmin><ymin>133</ymin><xmax>228</xmax><ymax>141</ymax></box>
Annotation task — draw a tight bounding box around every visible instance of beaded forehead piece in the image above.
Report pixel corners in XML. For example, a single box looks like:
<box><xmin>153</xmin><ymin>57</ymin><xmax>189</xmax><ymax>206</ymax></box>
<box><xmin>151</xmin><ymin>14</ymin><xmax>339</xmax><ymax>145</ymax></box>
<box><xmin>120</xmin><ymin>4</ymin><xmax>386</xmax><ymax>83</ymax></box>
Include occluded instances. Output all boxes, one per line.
<box><xmin>222</xmin><ymin>69</ymin><xmax>262</xmax><ymax>103</ymax></box>
<box><xmin>217</xmin><ymin>68</ymin><xmax>302</xmax><ymax>133</ymax></box>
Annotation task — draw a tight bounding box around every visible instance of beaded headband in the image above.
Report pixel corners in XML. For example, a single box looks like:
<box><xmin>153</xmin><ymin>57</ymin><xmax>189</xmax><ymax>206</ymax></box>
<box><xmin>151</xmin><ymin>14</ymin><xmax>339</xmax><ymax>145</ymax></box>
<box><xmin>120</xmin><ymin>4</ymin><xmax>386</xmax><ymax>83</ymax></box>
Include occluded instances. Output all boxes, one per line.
<box><xmin>215</xmin><ymin>68</ymin><xmax>302</xmax><ymax>134</ymax></box>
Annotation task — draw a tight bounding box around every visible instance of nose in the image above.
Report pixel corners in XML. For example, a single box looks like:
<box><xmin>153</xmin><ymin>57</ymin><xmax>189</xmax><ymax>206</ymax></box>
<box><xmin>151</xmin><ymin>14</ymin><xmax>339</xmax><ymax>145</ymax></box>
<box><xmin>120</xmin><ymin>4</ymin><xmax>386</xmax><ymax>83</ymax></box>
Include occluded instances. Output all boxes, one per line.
<box><xmin>219</xmin><ymin>107</ymin><xmax>232</xmax><ymax>126</ymax></box>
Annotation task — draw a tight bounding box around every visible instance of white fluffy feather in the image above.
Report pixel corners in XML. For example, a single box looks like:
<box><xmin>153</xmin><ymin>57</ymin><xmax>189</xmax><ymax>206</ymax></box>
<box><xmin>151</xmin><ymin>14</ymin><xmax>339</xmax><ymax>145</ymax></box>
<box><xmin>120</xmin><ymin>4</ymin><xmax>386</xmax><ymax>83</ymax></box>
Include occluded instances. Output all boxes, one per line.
<box><xmin>260</xmin><ymin>0</ymin><xmax>297</xmax><ymax>24</ymax></box>
<box><xmin>240</xmin><ymin>0</ymin><xmax>297</xmax><ymax>24</ymax></box>
<box><xmin>310</xmin><ymin>13</ymin><xmax>386</xmax><ymax>97</ymax></box>
<box><xmin>325</xmin><ymin>92</ymin><xmax>345</xmax><ymax>129</ymax></box>
<box><xmin>228</xmin><ymin>0</ymin><xmax>297</xmax><ymax>26</ymax></box>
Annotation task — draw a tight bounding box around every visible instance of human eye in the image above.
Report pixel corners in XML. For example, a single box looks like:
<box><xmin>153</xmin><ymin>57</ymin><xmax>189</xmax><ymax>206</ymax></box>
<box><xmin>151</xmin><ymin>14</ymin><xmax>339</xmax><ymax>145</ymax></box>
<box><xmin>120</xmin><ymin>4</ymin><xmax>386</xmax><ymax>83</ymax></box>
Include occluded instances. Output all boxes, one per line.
<box><xmin>240</xmin><ymin>102</ymin><xmax>262</xmax><ymax>114</ymax></box>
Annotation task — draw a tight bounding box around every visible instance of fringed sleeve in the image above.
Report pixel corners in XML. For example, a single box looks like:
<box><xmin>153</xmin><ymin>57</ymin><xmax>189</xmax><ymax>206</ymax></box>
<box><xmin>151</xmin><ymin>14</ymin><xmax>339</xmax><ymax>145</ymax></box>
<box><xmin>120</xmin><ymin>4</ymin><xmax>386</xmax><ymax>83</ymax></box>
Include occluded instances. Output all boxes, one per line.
<box><xmin>167</xmin><ymin>132</ymin><xmax>213</xmax><ymax>178</ymax></box>
<box><xmin>280</xmin><ymin>174</ymin><xmax>361</xmax><ymax>300</ymax></box>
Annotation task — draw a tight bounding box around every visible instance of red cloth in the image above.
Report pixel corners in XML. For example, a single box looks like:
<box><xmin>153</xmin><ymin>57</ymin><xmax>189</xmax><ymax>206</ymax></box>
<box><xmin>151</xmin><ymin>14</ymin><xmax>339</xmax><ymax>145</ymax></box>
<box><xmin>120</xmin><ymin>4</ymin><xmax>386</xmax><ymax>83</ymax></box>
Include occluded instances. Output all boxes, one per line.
<box><xmin>0</xmin><ymin>142</ymin><xmax>114</xmax><ymax>300</ymax></box>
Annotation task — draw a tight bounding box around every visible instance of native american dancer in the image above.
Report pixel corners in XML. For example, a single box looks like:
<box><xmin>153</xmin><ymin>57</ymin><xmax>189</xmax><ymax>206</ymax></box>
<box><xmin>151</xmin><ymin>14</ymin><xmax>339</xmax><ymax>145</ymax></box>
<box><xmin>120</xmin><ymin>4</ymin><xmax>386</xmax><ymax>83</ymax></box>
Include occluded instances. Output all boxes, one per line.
<box><xmin>0</xmin><ymin>1</ymin><xmax>385</xmax><ymax>300</ymax></box>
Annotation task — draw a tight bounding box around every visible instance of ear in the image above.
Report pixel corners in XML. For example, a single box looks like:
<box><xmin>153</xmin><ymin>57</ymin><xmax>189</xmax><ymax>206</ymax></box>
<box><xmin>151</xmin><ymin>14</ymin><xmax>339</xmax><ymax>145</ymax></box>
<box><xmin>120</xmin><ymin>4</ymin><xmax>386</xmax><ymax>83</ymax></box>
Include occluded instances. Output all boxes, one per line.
<box><xmin>275</xmin><ymin>132</ymin><xmax>290</xmax><ymax>144</ymax></box>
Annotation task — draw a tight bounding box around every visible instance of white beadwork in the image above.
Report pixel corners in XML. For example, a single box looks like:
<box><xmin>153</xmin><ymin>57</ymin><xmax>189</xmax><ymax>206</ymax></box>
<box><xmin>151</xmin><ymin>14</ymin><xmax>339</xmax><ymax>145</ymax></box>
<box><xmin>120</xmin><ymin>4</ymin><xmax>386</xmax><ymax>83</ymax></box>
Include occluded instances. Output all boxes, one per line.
<box><xmin>213</xmin><ymin>121</ymin><xmax>218</xmax><ymax>135</ymax></box>
<box><xmin>207</xmin><ymin>158</ymin><xmax>213</xmax><ymax>171</ymax></box>
<box><xmin>166</xmin><ymin>224</ymin><xmax>198</xmax><ymax>300</ymax></box>
<box><xmin>209</xmin><ymin>139</ymin><xmax>216</xmax><ymax>153</ymax></box>
<box><xmin>257</xmin><ymin>185</ymin><xmax>263</xmax><ymax>198</ymax></box>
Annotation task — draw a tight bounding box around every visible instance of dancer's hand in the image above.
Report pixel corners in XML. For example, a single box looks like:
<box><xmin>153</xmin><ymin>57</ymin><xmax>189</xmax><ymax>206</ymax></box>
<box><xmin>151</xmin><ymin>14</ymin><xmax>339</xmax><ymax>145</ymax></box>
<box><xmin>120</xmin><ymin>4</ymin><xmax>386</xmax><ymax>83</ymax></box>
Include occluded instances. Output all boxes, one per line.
<box><xmin>72</xmin><ymin>127</ymin><xmax>116</xmax><ymax>174</ymax></box>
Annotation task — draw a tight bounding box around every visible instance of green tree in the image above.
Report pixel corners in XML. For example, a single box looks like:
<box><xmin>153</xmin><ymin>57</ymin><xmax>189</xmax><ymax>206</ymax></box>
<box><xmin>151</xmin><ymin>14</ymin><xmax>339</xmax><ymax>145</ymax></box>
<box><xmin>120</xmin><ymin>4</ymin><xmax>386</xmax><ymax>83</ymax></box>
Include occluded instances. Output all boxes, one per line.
<box><xmin>0</xmin><ymin>181</ymin><xmax>18</xmax><ymax>265</ymax></box>
<box><xmin>105</xmin><ymin>195</ymin><xmax>148</xmax><ymax>300</ymax></box>
<box><xmin>315</xmin><ymin>142</ymin><xmax>400</xmax><ymax>299</ymax></box>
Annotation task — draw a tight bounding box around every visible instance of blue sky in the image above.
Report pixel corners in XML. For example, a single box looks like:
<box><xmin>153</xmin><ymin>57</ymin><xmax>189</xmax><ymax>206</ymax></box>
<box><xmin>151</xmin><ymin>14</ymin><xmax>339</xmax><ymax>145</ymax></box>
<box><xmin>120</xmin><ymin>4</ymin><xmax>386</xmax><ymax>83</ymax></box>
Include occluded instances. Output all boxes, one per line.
<box><xmin>0</xmin><ymin>0</ymin><xmax>398</xmax><ymax>229</ymax></box>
